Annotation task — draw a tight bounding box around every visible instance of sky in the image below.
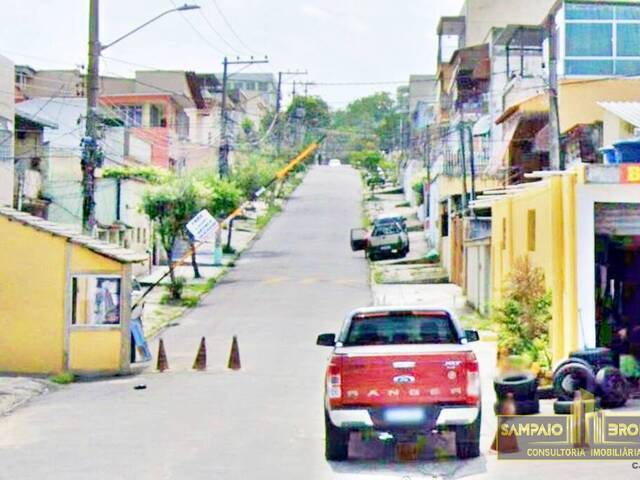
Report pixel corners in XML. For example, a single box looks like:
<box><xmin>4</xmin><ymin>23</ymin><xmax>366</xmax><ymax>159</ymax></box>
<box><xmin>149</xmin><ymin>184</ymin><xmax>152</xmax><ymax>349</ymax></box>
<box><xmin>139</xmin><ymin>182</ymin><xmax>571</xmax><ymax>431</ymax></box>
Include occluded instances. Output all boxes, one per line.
<box><xmin>0</xmin><ymin>0</ymin><xmax>464</xmax><ymax>109</ymax></box>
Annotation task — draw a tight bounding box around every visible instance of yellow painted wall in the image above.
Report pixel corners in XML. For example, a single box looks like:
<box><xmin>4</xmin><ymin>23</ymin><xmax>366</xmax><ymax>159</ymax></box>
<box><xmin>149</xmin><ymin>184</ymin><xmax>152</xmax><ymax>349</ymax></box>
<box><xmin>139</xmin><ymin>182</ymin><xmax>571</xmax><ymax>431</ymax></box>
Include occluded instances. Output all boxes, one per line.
<box><xmin>0</xmin><ymin>217</ymin><xmax>66</xmax><ymax>373</ymax></box>
<box><xmin>490</xmin><ymin>175</ymin><xmax>579</xmax><ymax>363</ymax></box>
<box><xmin>437</xmin><ymin>175</ymin><xmax>503</xmax><ymax>198</ymax></box>
<box><xmin>69</xmin><ymin>330</ymin><xmax>122</xmax><ymax>373</ymax></box>
<box><xmin>559</xmin><ymin>78</ymin><xmax>640</xmax><ymax>132</ymax></box>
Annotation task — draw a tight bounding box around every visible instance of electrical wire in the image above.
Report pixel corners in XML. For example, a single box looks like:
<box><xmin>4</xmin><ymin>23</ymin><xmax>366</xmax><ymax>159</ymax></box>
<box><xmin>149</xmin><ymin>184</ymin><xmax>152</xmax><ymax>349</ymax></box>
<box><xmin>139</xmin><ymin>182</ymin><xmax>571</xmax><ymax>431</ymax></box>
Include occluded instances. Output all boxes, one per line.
<box><xmin>209</xmin><ymin>0</ymin><xmax>259</xmax><ymax>55</ymax></box>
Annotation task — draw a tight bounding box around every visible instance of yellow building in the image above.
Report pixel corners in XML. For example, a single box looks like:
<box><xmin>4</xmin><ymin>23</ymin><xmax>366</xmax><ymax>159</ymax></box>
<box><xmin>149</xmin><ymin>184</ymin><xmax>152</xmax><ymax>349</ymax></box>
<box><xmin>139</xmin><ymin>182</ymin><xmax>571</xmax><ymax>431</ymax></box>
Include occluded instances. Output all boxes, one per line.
<box><xmin>0</xmin><ymin>207</ymin><xmax>147</xmax><ymax>375</ymax></box>
<box><xmin>480</xmin><ymin>164</ymin><xmax>640</xmax><ymax>364</ymax></box>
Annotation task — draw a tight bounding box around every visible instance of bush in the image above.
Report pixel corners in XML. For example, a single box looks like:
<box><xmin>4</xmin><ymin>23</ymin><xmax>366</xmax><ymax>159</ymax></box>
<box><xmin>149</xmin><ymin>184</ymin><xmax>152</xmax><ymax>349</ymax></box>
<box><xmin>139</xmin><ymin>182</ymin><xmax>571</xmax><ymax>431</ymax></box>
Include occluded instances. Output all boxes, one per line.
<box><xmin>168</xmin><ymin>276</ymin><xmax>186</xmax><ymax>300</ymax></box>
<box><xmin>103</xmin><ymin>165</ymin><xmax>170</xmax><ymax>184</ymax></box>
<box><xmin>230</xmin><ymin>153</ymin><xmax>280</xmax><ymax>199</ymax></box>
<box><xmin>49</xmin><ymin>372</ymin><xmax>75</xmax><ymax>385</ymax></box>
<box><xmin>491</xmin><ymin>256</ymin><xmax>552</xmax><ymax>370</ymax></box>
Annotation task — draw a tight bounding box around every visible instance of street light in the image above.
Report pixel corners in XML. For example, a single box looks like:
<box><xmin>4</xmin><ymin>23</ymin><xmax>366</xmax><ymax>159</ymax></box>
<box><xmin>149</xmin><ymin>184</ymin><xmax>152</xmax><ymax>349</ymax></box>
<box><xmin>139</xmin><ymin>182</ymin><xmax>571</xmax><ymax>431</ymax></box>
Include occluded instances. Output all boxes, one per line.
<box><xmin>101</xmin><ymin>4</ymin><xmax>201</xmax><ymax>52</ymax></box>
<box><xmin>81</xmin><ymin>1</ymin><xmax>200</xmax><ymax>232</ymax></box>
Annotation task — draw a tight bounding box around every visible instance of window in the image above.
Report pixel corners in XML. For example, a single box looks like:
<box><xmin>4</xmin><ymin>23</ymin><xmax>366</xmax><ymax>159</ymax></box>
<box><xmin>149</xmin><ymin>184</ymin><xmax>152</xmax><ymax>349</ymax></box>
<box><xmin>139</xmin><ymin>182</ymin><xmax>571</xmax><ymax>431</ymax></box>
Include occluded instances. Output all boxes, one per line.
<box><xmin>116</xmin><ymin>105</ymin><xmax>143</xmax><ymax>127</ymax></box>
<box><xmin>72</xmin><ymin>276</ymin><xmax>121</xmax><ymax>326</ymax></box>
<box><xmin>617</xmin><ymin>24</ymin><xmax>640</xmax><ymax>57</ymax></box>
<box><xmin>372</xmin><ymin>224</ymin><xmax>401</xmax><ymax>237</ymax></box>
<box><xmin>564</xmin><ymin>2</ymin><xmax>640</xmax><ymax>76</ymax></box>
<box><xmin>527</xmin><ymin>210</ymin><xmax>536</xmax><ymax>252</ymax></box>
<box><xmin>149</xmin><ymin>104</ymin><xmax>166</xmax><ymax>127</ymax></box>
<box><xmin>566</xmin><ymin>24</ymin><xmax>612</xmax><ymax>57</ymax></box>
<box><xmin>343</xmin><ymin>313</ymin><xmax>458</xmax><ymax>346</ymax></box>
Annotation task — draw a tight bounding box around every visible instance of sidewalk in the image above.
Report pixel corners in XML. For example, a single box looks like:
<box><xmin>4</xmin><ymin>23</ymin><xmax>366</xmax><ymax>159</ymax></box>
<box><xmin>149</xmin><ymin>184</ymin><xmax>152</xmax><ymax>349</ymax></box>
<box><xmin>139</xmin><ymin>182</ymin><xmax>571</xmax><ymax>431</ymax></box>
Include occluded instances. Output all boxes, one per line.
<box><xmin>136</xmin><ymin>199</ymin><xmax>281</xmax><ymax>340</ymax></box>
<box><xmin>0</xmin><ymin>377</ymin><xmax>49</xmax><ymax>417</ymax></box>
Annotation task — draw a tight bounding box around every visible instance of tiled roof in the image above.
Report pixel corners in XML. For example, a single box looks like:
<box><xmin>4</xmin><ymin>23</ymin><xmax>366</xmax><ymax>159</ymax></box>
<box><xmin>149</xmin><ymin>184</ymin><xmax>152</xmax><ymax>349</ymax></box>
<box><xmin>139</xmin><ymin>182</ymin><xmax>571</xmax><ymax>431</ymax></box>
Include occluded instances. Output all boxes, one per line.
<box><xmin>0</xmin><ymin>207</ymin><xmax>147</xmax><ymax>264</ymax></box>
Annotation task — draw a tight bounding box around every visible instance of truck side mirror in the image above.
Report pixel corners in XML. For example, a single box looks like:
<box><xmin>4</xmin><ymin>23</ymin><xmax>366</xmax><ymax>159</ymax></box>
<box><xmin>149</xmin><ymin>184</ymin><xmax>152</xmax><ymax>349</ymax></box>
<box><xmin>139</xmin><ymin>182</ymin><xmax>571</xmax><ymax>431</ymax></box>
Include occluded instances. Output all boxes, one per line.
<box><xmin>465</xmin><ymin>330</ymin><xmax>480</xmax><ymax>343</ymax></box>
<box><xmin>316</xmin><ymin>333</ymin><xmax>336</xmax><ymax>346</ymax></box>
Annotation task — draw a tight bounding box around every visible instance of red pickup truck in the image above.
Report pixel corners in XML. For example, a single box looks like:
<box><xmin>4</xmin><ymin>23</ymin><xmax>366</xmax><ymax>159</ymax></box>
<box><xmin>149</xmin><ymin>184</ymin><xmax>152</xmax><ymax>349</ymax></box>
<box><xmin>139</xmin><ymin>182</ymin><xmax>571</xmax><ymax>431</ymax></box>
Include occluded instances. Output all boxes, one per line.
<box><xmin>317</xmin><ymin>307</ymin><xmax>482</xmax><ymax>461</ymax></box>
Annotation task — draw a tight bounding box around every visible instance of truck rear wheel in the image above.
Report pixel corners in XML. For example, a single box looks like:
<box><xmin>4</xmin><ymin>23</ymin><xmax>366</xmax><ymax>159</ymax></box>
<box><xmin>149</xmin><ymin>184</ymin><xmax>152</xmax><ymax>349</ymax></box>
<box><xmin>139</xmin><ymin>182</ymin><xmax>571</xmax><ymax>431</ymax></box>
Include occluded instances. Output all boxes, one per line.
<box><xmin>455</xmin><ymin>412</ymin><xmax>481</xmax><ymax>459</ymax></box>
<box><xmin>325</xmin><ymin>412</ymin><xmax>349</xmax><ymax>461</ymax></box>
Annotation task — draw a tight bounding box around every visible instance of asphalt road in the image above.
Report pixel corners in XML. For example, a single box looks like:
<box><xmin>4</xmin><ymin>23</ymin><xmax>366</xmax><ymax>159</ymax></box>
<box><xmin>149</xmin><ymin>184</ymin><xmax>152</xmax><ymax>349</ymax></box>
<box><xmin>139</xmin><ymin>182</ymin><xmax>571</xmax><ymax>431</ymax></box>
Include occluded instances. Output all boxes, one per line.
<box><xmin>0</xmin><ymin>166</ymin><xmax>633</xmax><ymax>479</ymax></box>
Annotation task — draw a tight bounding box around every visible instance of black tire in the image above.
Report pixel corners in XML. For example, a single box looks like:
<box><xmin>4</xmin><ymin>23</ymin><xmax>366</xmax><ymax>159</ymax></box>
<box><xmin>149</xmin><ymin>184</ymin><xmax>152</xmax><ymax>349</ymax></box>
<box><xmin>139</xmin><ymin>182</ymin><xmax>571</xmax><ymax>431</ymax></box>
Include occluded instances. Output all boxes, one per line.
<box><xmin>537</xmin><ymin>385</ymin><xmax>556</xmax><ymax>400</ymax></box>
<box><xmin>494</xmin><ymin>372</ymin><xmax>538</xmax><ymax>400</ymax></box>
<box><xmin>553</xmin><ymin>398</ymin><xmax>601</xmax><ymax>415</ymax></box>
<box><xmin>455</xmin><ymin>411</ymin><xmax>481</xmax><ymax>459</ymax></box>
<box><xmin>494</xmin><ymin>397</ymin><xmax>540</xmax><ymax>416</ymax></box>
<box><xmin>367</xmin><ymin>251</ymin><xmax>377</xmax><ymax>262</ymax></box>
<box><xmin>554</xmin><ymin>357</ymin><xmax>594</xmax><ymax>375</ymax></box>
<box><xmin>325</xmin><ymin>412</ymin><xmax>349</xmax><ymax>461</ymax></box>
<box><xmin>553</xmin><ymin>362</ymin><xmax>597</xmax><ymax>401</ymax></box>
<box><xmin>596</xmin><ymin>366</ymin><xmax>629</xmax><ymax>409</ymax></box>
<box><xmin>569</xmin><ymin>348</ymin><xmax>614</xmax><ymax>370</ymax></box>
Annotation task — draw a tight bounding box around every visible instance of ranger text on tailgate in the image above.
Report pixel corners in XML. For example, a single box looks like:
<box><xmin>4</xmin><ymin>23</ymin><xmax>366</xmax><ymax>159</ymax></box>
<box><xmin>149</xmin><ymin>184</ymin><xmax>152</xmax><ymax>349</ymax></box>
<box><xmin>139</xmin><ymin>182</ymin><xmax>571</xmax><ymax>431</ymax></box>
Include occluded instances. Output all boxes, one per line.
<box><xmin>317</xmin><ymin>307</ymin><xmax>482</xmax><ymax>461</ymax></box>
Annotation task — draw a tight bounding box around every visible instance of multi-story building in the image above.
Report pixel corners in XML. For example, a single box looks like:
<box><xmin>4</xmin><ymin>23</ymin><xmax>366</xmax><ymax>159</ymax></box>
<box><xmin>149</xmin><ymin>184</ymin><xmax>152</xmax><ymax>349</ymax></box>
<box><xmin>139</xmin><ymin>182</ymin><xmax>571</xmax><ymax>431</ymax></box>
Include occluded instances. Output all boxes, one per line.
<box><xmin>0</xmin><ymin>54</ymin><xmax>15</xmax><ymax>207</ymax></box>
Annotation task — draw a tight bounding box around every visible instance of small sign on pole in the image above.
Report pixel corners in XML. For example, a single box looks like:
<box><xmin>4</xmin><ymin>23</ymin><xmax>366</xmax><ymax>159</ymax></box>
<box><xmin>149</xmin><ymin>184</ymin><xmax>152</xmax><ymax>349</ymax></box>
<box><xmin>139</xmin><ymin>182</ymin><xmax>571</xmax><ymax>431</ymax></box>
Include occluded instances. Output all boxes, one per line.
<box><xmin>186</xmin><ymin>209</ymin><xmax>219</xmax><ymax>241</ymax></box>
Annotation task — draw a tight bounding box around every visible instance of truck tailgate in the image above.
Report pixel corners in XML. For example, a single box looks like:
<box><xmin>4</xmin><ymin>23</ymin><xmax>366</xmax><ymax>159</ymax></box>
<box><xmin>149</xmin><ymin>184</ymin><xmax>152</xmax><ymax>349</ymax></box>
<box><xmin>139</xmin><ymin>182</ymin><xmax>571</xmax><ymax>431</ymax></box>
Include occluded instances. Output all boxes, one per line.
<box><xmin>335</xmin><ymin>345</ymin><xmax>474</xmax><ymax>407</ymax></box>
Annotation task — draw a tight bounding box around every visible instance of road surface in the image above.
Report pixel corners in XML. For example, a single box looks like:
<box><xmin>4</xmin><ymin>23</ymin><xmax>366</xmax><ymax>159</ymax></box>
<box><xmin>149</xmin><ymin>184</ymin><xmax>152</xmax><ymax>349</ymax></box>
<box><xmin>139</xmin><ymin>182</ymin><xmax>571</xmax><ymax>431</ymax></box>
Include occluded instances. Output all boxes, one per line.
<box><xmin>0</xmin><ymin>166</ymin><xmax>631</xmax><ymax>479</ymax></box>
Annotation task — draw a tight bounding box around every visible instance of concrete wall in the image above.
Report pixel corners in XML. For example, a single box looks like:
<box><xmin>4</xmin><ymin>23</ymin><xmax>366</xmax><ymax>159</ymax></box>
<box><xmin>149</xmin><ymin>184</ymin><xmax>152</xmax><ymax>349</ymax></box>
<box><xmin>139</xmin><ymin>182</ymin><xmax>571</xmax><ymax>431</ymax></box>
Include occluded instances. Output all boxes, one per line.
<box><xmin>461</xmin><ymin>0</ymin><xmax>556</xmax><ymax>46</ymax></box>
<box><xmin>0</xmin><ymin>216</ymin><xmax>67</xmax><ymax>373</ymax></box>
<box><xmin>0</xmin><ymin>54</ymin><xmax>14</xmax><ymax>206</ymax></box>
<box><xmin>490</xmin><ymin>175</ymin><xmax>579</xmax><ymax>364</ymax></box>
<box><xmin>558</xmin><ymin>79</ymin><xmax>640</xmax><ymax>132</ymax></box>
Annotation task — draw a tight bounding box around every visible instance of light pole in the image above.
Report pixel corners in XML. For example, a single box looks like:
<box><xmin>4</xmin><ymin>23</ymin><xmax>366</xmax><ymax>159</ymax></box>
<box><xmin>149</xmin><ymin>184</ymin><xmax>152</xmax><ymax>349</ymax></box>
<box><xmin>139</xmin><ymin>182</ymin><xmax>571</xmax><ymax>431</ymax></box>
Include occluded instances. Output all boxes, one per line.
<box><xmin>82</xmin><ymin>2</ymin><xmax>200</xmax><ymax>232</ymax></box>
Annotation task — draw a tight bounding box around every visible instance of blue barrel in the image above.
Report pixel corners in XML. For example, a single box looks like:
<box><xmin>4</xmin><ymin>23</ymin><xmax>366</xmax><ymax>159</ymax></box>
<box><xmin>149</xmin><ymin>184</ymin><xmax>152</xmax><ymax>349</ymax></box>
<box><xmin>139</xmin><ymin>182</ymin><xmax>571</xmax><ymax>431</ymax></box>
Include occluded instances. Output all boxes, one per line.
<box><xmin>613</xmin><ymin>139</ymin><xmax>640</xmax><ymax>163</ymax></box>
<box><xmin>600</xmin><ymin>146</ymin><xmax>618</xmax><ymax>164</ymax></box>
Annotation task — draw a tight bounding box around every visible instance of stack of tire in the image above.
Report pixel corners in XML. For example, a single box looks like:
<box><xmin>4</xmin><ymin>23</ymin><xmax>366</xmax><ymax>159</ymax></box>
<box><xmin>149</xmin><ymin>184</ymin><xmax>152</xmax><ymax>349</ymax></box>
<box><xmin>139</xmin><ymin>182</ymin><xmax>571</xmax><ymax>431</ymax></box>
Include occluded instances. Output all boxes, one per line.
<box><xmin>494</xmin><ymin>372</ymin><xmax>539</xmax><ymax>415</ymax></box>
<box><xmin>552</xmin><ymin>347</ymin><xmax>629</xmax><ymax>414</ymax></box>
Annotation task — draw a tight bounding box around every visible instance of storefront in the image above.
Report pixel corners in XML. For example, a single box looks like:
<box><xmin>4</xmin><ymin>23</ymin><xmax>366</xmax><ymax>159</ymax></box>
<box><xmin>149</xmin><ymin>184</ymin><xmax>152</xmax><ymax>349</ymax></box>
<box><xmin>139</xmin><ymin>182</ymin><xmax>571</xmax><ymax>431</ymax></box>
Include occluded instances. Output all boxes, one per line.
<box><xmin>576</xmin><ymin>167</ymin><xmax>640</xmax><ymax>362</ymax></box>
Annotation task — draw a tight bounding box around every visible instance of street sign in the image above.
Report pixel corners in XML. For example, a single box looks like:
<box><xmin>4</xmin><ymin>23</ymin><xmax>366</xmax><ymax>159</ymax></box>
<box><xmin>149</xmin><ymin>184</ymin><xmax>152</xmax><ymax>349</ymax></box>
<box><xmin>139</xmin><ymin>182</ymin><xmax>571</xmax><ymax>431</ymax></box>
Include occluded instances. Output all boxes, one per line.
<box><xmin>186</xmin><ymin>209</ymin><xmax>219</xmax><ymax>241</ymax></box>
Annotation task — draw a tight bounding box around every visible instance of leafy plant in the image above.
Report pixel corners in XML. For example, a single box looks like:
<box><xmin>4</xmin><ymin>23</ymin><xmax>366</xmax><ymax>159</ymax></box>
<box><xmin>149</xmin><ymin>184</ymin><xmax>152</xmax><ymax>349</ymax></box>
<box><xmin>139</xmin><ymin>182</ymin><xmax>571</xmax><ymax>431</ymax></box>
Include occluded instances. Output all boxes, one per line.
<box><xmin>102</xmin><ymin>165</ymin><xmax>170</xmax><ymax>184</ymax></box>
<box><xmin>49</xmin><ymin>372</ymin><xmax>75</xmax><ymax>385</ymax></box>
<box><xmin>491</xmin><ymin>256</ymin><xmax>552</xmax><ymax>370</ymax></box>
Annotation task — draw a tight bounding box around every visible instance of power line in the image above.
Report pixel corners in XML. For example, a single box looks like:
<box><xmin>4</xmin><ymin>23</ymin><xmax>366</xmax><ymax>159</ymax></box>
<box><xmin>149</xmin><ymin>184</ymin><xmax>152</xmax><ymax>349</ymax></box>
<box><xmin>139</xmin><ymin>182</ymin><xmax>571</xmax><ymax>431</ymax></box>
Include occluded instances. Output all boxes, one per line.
<box><xmin>168</xmin><ymin>0</ymin><xmax>227</xmax><ymax>55</ymax></box>
<box><xmin>197</xmin><ymin>7</ymin><xmax>243</xmax><ymax>55</ymax></box>
<box><xmin>209</xmin><ymin>0</ymin><xmax>259</xmax><ymax>55</ymax></box>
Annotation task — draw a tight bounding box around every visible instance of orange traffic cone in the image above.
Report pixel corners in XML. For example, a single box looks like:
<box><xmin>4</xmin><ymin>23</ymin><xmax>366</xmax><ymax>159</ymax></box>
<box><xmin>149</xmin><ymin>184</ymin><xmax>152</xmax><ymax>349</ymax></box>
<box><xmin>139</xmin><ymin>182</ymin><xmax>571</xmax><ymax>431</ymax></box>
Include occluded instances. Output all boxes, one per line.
<box><xmin>193</xmin><ymin>337</ymin><xmax>207</xmax><ymax>371</ymax></box>
<box><xmin>156</xmin><ymin>338</ymin><xmax>169</xmax><ymax>372</ymax></box>
<box><xmin>228</xmin><ymin>335</ymin><xmax>241</xmax><ymax>370</ymax></box>
<box><xmin>491</xmin><ymin>393</ymin><xmax>519</xmax><ymax>455</ymax></box>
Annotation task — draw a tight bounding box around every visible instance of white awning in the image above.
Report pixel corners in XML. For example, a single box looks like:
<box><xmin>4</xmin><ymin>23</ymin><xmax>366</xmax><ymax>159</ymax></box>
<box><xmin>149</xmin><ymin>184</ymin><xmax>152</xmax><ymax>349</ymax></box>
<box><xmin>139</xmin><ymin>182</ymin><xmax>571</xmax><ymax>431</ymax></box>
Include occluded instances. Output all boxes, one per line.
<box><xmin>598</xmin><ymin>101</ymin><xmax>640</xmax><ymax>128</ymax></box>
<box><xmin>472</xmin><ymin>114</ymin><xmax>491</xmax><ymax>136</ymax></box>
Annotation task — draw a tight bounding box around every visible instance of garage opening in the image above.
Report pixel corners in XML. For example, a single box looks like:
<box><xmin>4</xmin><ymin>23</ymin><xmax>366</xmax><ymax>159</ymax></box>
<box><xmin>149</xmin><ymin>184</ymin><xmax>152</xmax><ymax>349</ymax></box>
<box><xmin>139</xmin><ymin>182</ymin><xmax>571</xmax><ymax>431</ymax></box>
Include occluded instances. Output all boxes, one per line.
<box><xmin>594</xmin><ymin>202</ymin><xmax>640</xmax><ymax>378</ymax></box>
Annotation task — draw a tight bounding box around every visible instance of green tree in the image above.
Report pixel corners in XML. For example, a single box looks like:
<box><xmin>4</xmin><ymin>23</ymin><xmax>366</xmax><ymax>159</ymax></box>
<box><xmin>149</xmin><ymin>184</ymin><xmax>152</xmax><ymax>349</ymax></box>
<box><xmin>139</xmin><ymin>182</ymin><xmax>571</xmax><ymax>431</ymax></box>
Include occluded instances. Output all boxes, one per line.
<box><xmin>142</xmin><ymin>178</ymin><xmax>205</xmax><ymax>295</ymax></box>
<box><xmin>331</xmin><ymin>92</ymin><xmax>402</xmax><ymax>153</ymax></box>
<box><xmin>230</xmin><ymin>153</ymin><xmax>280</xmax><ymax>199</ymax></box>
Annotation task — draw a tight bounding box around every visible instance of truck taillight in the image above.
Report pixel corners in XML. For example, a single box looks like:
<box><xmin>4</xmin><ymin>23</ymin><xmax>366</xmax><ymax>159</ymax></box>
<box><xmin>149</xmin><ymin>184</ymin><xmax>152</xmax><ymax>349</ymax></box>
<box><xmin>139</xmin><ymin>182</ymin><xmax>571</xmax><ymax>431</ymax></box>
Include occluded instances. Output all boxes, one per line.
<box><xmin>327</xmin><ymin>358</ymin><xmax>343</xmax><ymax>404</ymax></box>
<box><xmin>465</xmin><ymin>354</ymin><xmax>480</xmax><ymax>405</ymax></box>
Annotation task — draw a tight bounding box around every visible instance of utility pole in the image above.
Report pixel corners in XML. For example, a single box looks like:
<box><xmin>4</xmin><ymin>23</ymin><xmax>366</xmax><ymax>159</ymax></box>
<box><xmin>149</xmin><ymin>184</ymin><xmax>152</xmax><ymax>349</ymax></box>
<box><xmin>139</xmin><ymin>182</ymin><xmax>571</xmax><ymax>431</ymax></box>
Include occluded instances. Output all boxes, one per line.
<box><xmin>218</xmin><ymin>56</ymin><xmax>269</xmax><ymax>177</ymax></box>
<box><xmin>465</xmin><ymin>125</ymin><xmax>476</xmax><ymax>202</ymax></box>
<box><xmin>80</xmin><ymin>2</ymin><xmax>200</xmax><ymax>232</ymax></box>
<box><xmin>82</xmin><ymin>0</ymin><xmax>100</xmax><ymax>233</ymax></box>
<box><xmin>275</xmin><ymin>70</ymin><xmax>306</xmax><ymax>157</ymax></box>
<box><xmin>546</xmin><ymin>14</ymin><xmax>564</xmax><ymax>171</ymax></box>
<box><xmin>459</xmin><ymin>123</ymin><xmax>468</xmax><ymax>211</ymax></box>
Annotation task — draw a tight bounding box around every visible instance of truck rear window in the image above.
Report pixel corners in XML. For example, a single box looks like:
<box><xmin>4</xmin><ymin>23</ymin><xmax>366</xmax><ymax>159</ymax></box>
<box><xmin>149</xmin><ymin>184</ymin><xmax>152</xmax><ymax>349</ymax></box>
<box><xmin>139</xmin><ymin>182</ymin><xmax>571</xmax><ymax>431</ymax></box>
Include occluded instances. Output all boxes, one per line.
<box><xmin>343</xmin><ymin>313</ymin><xmax>458</xmax><ymax>346</ymax></box>
<box><xmin>372</xmin><ymin>224</ymin><xmax>401</xmax><ymax>236</ymax></box>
